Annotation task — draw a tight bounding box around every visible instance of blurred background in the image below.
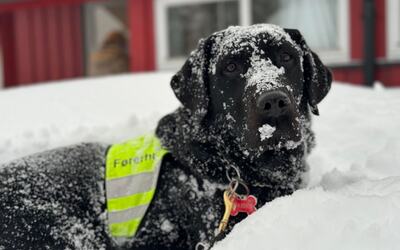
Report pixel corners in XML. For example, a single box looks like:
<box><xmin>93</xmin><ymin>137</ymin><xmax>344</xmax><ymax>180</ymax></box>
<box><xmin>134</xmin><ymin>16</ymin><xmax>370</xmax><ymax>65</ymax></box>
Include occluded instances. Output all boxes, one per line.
<box><xmin>0</xmin><ymin>0</ymin><xmax>398</xmax><ymax>89</ymax></box>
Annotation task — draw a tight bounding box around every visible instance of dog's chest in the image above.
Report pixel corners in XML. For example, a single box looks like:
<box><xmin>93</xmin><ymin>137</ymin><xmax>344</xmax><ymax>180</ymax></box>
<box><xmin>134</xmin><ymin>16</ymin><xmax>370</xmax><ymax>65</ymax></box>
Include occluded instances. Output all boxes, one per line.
<box><xmin>129</xmin><ymin>163</ymin><xmax>229</xmax><ymax>248</ymax></box>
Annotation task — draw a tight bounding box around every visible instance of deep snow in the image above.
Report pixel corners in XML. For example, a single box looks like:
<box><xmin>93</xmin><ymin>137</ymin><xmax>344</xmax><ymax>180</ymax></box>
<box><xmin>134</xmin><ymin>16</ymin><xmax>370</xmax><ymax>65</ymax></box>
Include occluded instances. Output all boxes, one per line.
<box><xmin>0</xmin><ymin>73</ymin><xmax>179</xmax><ymax>164</ymax></box>
<box><xmin>0</xmin><ymin>73</ymin><xmax>399</xmax><ymax>249</ymax></box>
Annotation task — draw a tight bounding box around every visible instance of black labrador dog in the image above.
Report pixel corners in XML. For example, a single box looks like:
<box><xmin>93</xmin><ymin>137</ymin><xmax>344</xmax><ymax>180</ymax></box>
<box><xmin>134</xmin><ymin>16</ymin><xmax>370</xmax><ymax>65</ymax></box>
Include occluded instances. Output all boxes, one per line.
<box><xmin>0</xmin><ymin>24</ymin><xmax>331</xmax><ymax>250</ymax></box>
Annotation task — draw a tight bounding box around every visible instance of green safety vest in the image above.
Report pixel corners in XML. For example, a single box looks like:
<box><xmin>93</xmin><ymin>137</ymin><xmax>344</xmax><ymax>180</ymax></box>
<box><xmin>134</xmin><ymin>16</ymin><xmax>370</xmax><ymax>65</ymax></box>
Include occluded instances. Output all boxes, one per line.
<box><xmin>105</xmin><ymin>134</ymin><xmax>168</xmax><ymax>242</ymax></box>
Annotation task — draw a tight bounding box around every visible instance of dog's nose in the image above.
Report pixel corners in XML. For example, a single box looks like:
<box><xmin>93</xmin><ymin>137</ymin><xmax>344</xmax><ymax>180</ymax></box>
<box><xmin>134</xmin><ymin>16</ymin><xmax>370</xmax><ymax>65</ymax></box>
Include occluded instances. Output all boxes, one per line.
<box><xmin>256</xmin><ymin>91</ymin><xmax>291</xmax><ymax>117</ymax></box>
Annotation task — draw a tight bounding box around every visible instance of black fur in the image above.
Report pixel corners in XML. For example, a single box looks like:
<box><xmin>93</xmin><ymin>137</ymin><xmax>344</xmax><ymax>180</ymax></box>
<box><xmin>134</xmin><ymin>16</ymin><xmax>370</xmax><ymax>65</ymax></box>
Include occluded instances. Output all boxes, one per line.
<box><xmin>0</xmin><ymin>25</ymin><xmax>331</xmax><ymax>250</ymax></box>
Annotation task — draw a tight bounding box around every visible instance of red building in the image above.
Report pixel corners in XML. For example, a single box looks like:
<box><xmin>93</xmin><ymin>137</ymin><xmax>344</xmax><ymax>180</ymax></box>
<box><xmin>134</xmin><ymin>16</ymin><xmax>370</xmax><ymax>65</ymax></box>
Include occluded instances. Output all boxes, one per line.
<box><xmin>0</xmin><ymin>0</ymin><xmax>399</xmax><ymax>88</ymax></box>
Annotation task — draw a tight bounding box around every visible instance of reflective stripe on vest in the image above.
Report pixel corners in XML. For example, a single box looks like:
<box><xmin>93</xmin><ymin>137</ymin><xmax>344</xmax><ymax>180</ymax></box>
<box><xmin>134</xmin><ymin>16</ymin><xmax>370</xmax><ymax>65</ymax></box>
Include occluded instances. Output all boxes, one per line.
<box><xmin>106</xmin><ymin>134</ymin><xmax>168</xmax><ymax>239</ymax></box>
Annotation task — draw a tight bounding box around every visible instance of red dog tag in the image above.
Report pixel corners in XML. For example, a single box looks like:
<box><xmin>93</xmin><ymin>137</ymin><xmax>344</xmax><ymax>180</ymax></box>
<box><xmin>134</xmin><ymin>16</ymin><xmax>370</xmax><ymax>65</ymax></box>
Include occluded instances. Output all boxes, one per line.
<box><xmin>230</xmin><ymin>195</ymin><xmax>257</xmax><ymax>216</ymax></box>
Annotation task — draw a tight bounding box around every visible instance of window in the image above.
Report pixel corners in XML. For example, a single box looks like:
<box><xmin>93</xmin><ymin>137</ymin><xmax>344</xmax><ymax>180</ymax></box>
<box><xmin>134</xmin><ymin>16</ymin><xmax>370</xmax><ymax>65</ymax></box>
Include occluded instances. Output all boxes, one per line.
<box><xmin>168</xmin><ymin>2</ymin><xmax>238</xmax><ymax>58</ymax></box>
<box><xmin>387</xmin><ymin>0</ymin><xmax>400</xmax><ymax>60</ymax></box>
<box><xmin>156</xmin><ymin>0</ymin><xmax>239</xmax><ymax>70</ymax></box>
<box><xmin>83</xmin><ymin>0</ymin><xmax>129</xmax><ymax>75</ymax></box>
<box><xmin>251</xmin><ymin>0</ymin><xmax>349</xmax><ymax>64</ymax></box>
<box><xmin>156</xmin><ymin>0</ymin><xmax>349</xmax><ymax>70</ymax></box>
<box><xmin>253</xmin><ymin>0</ymin><xmax>337</xmax><ymax>51</ymax></box>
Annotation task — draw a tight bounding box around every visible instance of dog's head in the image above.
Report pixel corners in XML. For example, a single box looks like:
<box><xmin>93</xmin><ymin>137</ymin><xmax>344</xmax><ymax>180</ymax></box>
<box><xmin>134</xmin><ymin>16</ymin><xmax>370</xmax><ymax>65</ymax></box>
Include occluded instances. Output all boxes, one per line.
<box><xmin>170</xmin><ymin>24</ymin><xmax>332</xmax><ymax>156</ymax></box>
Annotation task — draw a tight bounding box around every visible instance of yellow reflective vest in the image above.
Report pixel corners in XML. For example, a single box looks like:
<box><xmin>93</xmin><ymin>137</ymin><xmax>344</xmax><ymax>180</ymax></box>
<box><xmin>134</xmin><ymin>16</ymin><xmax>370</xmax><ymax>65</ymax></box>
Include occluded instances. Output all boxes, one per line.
<box><xmin>105</xmin><ymin>134</ymin><xmax>168</xmax><ymax>242</ymax></box>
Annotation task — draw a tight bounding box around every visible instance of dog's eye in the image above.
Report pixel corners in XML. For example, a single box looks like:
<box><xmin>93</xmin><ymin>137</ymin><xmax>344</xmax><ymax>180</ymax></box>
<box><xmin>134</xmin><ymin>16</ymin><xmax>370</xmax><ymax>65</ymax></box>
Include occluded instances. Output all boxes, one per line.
<box><xmin>225</xmin><ymin>63</ymin><xmax>237</xmax><ymax>73</ymax></box>
<box><xmin>281</xmin><ymin>53</ymin><xmax>292</xmax><ymax>63</ymax></box>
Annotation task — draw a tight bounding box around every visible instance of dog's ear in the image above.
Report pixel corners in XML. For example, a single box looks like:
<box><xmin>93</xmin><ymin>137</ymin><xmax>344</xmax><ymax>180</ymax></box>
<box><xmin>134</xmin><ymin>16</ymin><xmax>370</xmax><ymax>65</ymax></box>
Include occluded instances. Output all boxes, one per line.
<box><xmin>171</xmin><ymin>37</ymin><xmax>213</xmax><ymax>121</ymax></box>
<box><xmin>284</xmin><ymin>28</ymin><xmax>332</xmax><ymax>116</ymax></box>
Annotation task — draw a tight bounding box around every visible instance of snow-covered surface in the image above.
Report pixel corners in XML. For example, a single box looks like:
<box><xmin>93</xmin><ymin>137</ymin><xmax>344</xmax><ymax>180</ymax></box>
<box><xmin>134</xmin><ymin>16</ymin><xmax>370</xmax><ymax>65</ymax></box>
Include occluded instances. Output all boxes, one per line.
<box><xmin>0</xmin><ymin>73</ymin><xmax>179</xmax><ymax>163</ymax></box>
<box><xmin>1</xmin><ymin>74</ymin><xmax>400</xmax><ymax>249</ymax></box>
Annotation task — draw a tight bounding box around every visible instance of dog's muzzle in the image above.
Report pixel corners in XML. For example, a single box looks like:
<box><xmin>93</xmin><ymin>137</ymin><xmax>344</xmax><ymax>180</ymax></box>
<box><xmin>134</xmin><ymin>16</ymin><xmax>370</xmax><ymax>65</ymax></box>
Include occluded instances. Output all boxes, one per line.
<box><xmin>256</xmin><ymin>90</ymin><xmax>292</xmax><ymax>118</ymax></box>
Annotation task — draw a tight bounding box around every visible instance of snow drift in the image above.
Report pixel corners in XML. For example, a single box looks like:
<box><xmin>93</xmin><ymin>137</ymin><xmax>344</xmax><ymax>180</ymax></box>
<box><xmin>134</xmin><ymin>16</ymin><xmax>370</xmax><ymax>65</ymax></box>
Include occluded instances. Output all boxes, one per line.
<box><xmin>0</xmin><ymin>73</ymin><xmax>179</xmax><ymax>164</ymax></box>
<box><xmin>0</xmin><ymin>73</ymin><xmax>399</xmax><ymax>249</ymax></box>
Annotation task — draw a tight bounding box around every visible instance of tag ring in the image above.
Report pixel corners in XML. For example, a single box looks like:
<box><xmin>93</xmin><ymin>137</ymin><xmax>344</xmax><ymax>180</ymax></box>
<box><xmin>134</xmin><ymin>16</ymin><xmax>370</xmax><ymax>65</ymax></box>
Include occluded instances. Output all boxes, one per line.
<box><xmin>228</xmin><ymin>178</ymin><xmax>249</xmax><ymax>198</ymax></box>
<box><xmin>228</xmin><ymin>178</ymin><xmax>239</xmax><ymax>195</ymax></box>
<box><xmin>226</xmin><ymin>165</ymin><xmax>241</xmax><ymax>182</ymax></box>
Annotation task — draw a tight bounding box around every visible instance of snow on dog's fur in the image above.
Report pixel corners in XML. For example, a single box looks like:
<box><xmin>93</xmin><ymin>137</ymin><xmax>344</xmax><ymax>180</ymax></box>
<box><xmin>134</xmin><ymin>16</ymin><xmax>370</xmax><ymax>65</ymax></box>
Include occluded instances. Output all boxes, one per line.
<box><xmin>0</xmin><ymin>24</ymin><xmax>331</xmax><ymax>250</ymax></box>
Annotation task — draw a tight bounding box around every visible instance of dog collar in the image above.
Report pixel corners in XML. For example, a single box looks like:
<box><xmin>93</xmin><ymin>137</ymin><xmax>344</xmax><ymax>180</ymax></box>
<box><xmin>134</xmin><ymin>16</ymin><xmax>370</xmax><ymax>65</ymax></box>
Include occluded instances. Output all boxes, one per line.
<box><xmin>105</xmin><ymin>134</ymin><xmax>168</xmax><ymax>245</ymax></box>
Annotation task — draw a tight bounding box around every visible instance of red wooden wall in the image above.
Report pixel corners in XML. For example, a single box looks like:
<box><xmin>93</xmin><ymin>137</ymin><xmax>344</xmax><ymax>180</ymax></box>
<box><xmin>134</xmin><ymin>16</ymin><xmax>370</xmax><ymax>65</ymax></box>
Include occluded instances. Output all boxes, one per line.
<box><xmin>0</xmin><ymin>13</ymin><xmax>17</xmax><ymax>86</ymax></box>
<box><xmin>129</xmin><ymin>0</ymin><xmax>155</xmax><ymax>72</ymax></box>
<box><xmin>332</xmin><ymin>0</ymin><xmax>400</xmax><ymax>86</ymax></box>
<box><xmin>0</xmin><ymin>0</ymin><xmax>398</xmax><ymax>87</ymax></box>
<box><xmin>1</xmin><ymin>4</ymin><xmax>83</xmax><ymax>87</ymax></box>
<box><xmin>0</xmin><ymin>0</ymin><xmax>155</xmax><ymax>87</ymax></box>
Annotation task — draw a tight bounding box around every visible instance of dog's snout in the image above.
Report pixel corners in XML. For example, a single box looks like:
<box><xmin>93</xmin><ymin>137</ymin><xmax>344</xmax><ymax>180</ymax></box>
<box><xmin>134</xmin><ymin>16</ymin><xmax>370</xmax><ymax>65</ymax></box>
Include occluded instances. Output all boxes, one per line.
<box><xmin>256</xmin><ymin>91</ymin><xmax>291</xmax><ymax>117</ymax></box>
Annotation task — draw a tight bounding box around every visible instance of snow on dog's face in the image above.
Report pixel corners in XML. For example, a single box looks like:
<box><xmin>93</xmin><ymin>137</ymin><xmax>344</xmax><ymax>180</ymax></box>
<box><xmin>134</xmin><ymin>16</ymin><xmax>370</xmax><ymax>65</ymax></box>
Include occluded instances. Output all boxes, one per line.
<box><xmin>171</xmin><ymin>24</ymin><xmax>332</xmax><ymax>156</ymax></box>
<box><xmin>207</xmin><ymin>25</ymin><xmax>304</xmax><ymax>153</ymax></box>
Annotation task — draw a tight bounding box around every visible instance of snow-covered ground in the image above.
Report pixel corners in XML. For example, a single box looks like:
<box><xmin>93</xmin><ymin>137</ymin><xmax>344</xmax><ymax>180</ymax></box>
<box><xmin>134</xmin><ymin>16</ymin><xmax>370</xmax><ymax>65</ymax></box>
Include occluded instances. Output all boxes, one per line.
<box><xmin>1</xmin><ymin>73</ymin><xmax>399</xmax><ymax>249</ymax></box>
<box><xmin>0</xmin><ymin>73</ymin><xmax>179</xmax><ymax>163</ymax></box>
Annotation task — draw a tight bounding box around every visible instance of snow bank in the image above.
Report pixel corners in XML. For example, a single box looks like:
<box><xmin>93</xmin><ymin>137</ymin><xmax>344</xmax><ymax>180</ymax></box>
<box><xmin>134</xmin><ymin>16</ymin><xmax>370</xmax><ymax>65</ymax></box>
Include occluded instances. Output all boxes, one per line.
<box><xmin>0</xmin><ymin>73</ymin><xmax>179</xmax><ymax>163</ymax></box>
<box><xmin>213</xmin><ymin>180</ymin><xmax>400</xmax><ymax>250</ymax></box>
<box><xmin>1</xmin><ymin>74</ymin><xmax>400</xmax><ymax>249</ymax></box>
